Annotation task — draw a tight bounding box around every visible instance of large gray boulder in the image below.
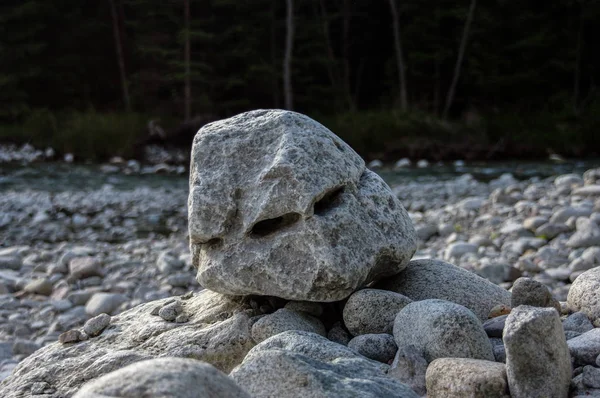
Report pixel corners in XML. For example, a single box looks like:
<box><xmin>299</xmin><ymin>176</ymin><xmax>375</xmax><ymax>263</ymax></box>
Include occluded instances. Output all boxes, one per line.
<box><xmin>0</xmin><ymin>290</ymin><xmax>258</xmax><ymax>398</ymax></box>
<box><xmin>503</xmin><ymin>306</ymin><xmax>571</xmax><ymax>398</ymax></box>
<box><xmin>375</xmin><ymin>259</ymin><xmax>511</xmax><ymax>321</ymax></box>
<box><xmin>568</xmin><ymin>266</ymin><xmax>600</xmax><ymax>326</ymax></box>
<box><xmin>188</xmin><ymin>110</ymin><xmax>417</xmax><ymax>302</ymax></box>
<box><xmin>230</xmin><ymin>330</ymin><xmax>418</xmax><ymax>398</ymax></box>
<box><xmin>393</xmin><ymin>299</ymin><xmax>494</xmax><ymax>363</ymax></box>
<box><xmin>73</xmin><ymin>358</ymin><xmax>251</xmax><ymax>398</ymax></box>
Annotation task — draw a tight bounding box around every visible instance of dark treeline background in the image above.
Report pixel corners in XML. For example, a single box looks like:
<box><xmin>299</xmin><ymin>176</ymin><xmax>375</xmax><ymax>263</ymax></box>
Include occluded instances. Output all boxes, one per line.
<box><xmin>0</xmin><ymin>0</ymin><xmax>599</xmax><ymax>161</ymax></box>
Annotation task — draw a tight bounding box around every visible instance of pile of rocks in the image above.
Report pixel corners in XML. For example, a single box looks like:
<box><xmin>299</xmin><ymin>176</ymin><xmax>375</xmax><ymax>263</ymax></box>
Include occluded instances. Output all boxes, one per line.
<box><xmin>1</xmin><ymin>110</ymin><xmax>600</xmax><ymax>397</ymax></box>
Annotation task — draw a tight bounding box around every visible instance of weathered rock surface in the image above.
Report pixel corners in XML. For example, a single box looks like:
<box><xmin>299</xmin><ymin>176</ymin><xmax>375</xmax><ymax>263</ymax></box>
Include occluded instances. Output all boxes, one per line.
<box><xmin>230</xmin><ymin>330</ymin><xmax>419</xmax><ymax>398</ymax></box>
<box><xmin>189</xmin><ymin>110</ymin><xmax>417</xmax><ymax>302</ymax></box>
<box><xmin>425</xmin><ymin>358</ymin><xmax>509</xmax><ymax>398</ymax></box>
<box><xmin>0</xmin><ymin>290</ymin><xmax>257</xmax><ymax>397</ymax></box>
<box><xmin>343</xmin><ymin>288</ymin><xmax>412</xmax><ymax>336</ymax></box>
<box><xmin>73</xmin><ymin>357</ymin><xmax>251</xmax><ymax>398</ymax></box>
<box><xmin>503</xmin><ymin>305</ymin><xmax>571</xmax><ymax>398</ymax></box>
<box><xmin>568</xmin><ymin>266</ymin><xmax>600</xmax><ymax>326</ymax></box>
<box><xmin>376</xmin><ymin>259</ymin><xmax>511</xmax><ymax>321</ymax></box>
<box><xmin>393</xmin><ymin>299</ymin><xmax>493</xmax><ymax>363</ymax></box>
<box><xmin>251</xmin><ymin>308</ymin><xmax>326</xmax><ymax>343</ymax></box>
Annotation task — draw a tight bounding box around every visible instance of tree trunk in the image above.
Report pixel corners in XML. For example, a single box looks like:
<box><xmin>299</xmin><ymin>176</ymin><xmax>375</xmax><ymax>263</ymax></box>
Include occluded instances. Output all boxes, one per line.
<box><xmin>573</xmin><ymin>3</ymin><xmax>584</xmax><ymax>114</ymax></box>
<box><xmin>341</xmin><ymin>0</ymin><xmax>355</xmax><ymax>111</ymax></box>
<box><xmin>443</xmin><ymin>0</ymin><xmax>477</xmax><ymax>120</ymax></box>
<box><xmin>318</xmin><ymin>0</ymin><xmax>339</xmax><ymax>93</ymax></box>
<box><xmin>108</xmin><ymin>0</ymin><xmax>130</xmax><ymax>111</ymax></box>
<box><xmin>389</xmin><ymin>0</ymin><xmax>408</xmax><ymax>112</ymax></box>
<box><xmin>270</xmin><ymin>0</ymin><xmax>280</xmax><ymax>108</ymax></box>
<box><xmin>433</xmin><ymin>6</ymin><xmax>441</xmax><ymax>115</ymax></box>
<box><xmin>183</xmin><ymin>0</ymin><xmax>191</xmax><ymax>120</ymax></box>
<box><xmin>283</xmin><ymin>0</ymin><xmax>294</xmax><ymax>110</ymax></box>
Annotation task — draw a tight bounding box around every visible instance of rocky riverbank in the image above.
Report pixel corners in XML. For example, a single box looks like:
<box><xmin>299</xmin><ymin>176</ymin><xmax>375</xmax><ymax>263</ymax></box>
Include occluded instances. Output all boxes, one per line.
<box><xmin>1</xmin><ymin>111</ymin><xmax>600</xmax><ymax>397</ymax></box>
<box><xmin>0</xmin><ymin>167</ymin><xmax>599</xmax><ymax>394</ymax></box>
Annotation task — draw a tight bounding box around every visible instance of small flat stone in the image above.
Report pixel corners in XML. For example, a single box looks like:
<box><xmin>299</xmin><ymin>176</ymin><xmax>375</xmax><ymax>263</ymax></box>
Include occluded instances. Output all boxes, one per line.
<box><xmin>59</xmin><ymin>329</ymin><xmax>83</xmax><ymax>344</ymax></box>
<box><xmin>158</xmin><ymin>301</ymin><xmax>183</xmax><ymax>322</ymax></box>
<box><xmin>83</xmin><ymin>313</ymin><xmax>111</xmax><ymax>337</ymax></box>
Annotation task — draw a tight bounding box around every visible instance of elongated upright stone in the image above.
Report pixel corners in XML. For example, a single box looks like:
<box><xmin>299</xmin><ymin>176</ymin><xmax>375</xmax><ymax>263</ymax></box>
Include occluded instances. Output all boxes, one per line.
<box><xmin>503</xmin><ymin>305</ymin><xmax>571</xmax><ymax>398</ymax></box>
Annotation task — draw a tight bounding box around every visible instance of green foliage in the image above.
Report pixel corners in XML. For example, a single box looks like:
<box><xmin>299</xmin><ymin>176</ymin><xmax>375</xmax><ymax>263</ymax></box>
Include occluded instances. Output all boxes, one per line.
<box><xmin>0</xmin><ymin>0</ymin><xmax>599</xmax><ymax>159</ymax></box>
<box><xmin>57</xmin><ymin>111</ymin><xmax>147</xmax><ymax>160</ymax></box>
<box><xmin>0</xmin><ymin>110</ymin><xmax>148</xmax><ymax>160</ymax></box>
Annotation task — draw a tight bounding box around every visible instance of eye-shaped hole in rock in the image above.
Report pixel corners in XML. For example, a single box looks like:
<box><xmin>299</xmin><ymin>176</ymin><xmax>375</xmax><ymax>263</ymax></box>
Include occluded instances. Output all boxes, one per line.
<box><xmin>314</xmin><ymin>186</ymin><xmax>345</xmax><ymax>216</ymax></box>
<box><xmin>250</xmin><ymin>213</ymin><xmax>301</xmax><ymax>238</ymax></box>
<box><xmin>193</xmin><ymin>237</ymin><xmax>224</xmax><ymax>248</ymax></box>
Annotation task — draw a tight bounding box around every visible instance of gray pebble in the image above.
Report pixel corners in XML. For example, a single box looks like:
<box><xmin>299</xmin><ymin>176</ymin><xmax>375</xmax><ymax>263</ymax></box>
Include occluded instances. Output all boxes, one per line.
<box><xmin>483</xmin><ymin>314</ymin><xmax>507</xmax><ymax>338</ymax></box>
<box><xmin>347</xmin><ymin>333</ymin><xmax>397</xmax><ymax>363</ymax></box>
<box><xmin>83</xmin><ymin>313</ymin><xmax>111</xmax><ymax>337</ymax></box>
<box><xmin>568</xmin><ymin>328</ymin><xmax>600</xmax><ymax>366</ymax></box>
<box><xmin>343</xmin><ymin>289</ymin><xmax>412</xmax><ymax>336</ymax></box>
<box><xmin>158</xmin><ymin>301</ymin><xmax>183</xmax><ymax>321</ymax></box>
<box><xmin>511</xmin><ymin>277</ymin><xmax>560</xmax><ymax>313</ymax></box>
<box><xmin>583</xmin><ymin>366</ymin><xmax>600</xmax><ymax>389</ymax></box>
<box><xmin>563</xmin><ymin>312</ymin><xmax>594</xmax><ymax>334</ymax></box>
<box><xmin>493</xmin><ymin>344</ymin><xmax>506</xmax><ymax>363</ymax></box>
<box><xmin>23</xmin><ymin>279</ymin><xmax>53</xmax><ymax>296</ymax></box>
<box><xmin>327</xmin><ymin>322</ymin><xmax>350</xmax><ymax>346</ymax></box>
<box><xmin>58</xmin><ymin>329</ymin><xmax>83</xmax><ymax>344</ymax></box>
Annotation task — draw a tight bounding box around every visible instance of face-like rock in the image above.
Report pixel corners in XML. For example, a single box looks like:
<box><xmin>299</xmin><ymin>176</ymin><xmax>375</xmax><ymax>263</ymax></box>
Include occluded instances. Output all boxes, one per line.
<box><xmin>189</xmin><ymin>110</ymin><xmax>416</xmax><ymax>302</ymax></box>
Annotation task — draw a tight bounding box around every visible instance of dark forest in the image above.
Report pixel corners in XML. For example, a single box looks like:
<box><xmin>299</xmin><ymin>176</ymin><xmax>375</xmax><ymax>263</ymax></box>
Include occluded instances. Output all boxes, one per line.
<box><xmin>1</xmin><ymin>0</ymin><xmax>599</xmax><ymax>161</ymax></box>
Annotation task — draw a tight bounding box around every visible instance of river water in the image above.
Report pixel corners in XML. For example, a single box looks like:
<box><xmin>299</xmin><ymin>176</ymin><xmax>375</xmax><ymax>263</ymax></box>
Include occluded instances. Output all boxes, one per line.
<box><xmin>1</xmin><ymin>159</ymin><xmax>600</xmax><ymax>192</ymax></box>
